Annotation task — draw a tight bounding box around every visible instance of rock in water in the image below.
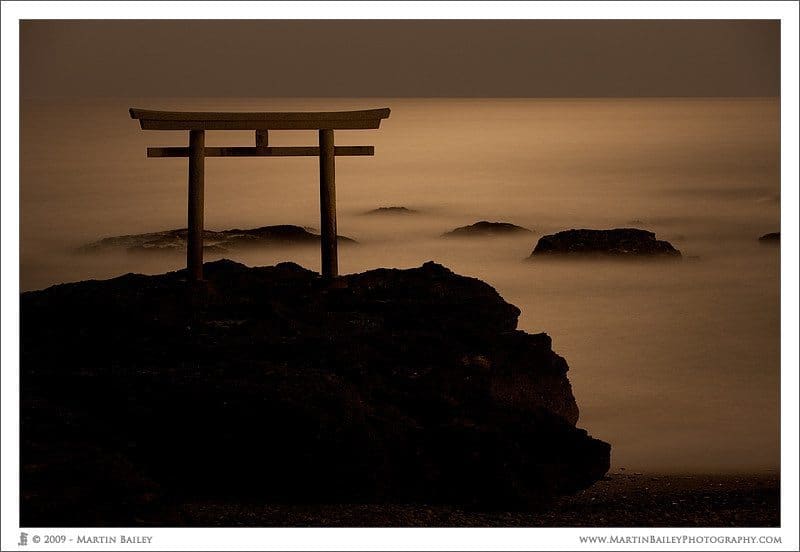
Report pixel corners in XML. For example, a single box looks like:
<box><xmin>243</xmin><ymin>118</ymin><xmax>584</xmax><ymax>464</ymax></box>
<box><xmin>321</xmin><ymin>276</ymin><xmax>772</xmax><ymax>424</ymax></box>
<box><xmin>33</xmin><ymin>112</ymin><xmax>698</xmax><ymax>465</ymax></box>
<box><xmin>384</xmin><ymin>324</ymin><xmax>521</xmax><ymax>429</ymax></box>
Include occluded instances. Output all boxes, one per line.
<box><xmin>21</xmin><ymin>260</ymin><xmax>610</xmax><ymax>524</ymax></box>
<box><xmin>79</xmin><ymin>225</ymin><xmax>356</xmax><ymax>254</ymax></box>
<box><xmin>758</xmin><ymin>232</ymin><xmax>780</xmax><ymax>243</ymax></box>
<box><xmin>530</xmin><ymin>228</ymin><xmax>681</xmax><ymax>258</ymax></box>
<box><xmin>443</xmin><ymin>221</ymin><xmax>532</xmax><ymax>238</ymax></box>
<box><xmin>364</xmin><ymin>206</ymin><xmax>417</xmax><ymax>215</ymax></box>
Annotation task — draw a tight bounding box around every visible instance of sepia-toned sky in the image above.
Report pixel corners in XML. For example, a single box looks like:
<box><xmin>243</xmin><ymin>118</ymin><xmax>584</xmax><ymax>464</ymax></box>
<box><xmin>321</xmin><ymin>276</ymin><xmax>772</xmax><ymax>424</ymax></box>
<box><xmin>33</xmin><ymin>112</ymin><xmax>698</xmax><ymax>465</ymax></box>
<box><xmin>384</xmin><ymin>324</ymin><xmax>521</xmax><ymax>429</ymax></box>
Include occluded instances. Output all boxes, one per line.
<box><xmin>21</xmin><ymin>20</ymin><xmax>779</xmax><ymax>98</ymax></box>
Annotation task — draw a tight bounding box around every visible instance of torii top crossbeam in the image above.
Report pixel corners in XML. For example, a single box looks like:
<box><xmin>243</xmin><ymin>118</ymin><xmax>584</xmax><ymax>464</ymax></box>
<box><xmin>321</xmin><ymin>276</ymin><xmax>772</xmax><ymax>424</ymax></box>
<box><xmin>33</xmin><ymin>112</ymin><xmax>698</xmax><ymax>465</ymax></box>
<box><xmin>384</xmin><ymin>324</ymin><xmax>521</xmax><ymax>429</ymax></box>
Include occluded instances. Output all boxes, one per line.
<box><xmin>130</xmin><ymin>107</ymin><xmax>391</xmax><ymax>281</ymax></box>
<box><xmin>130</xmin><ymin>108</ymin><xmax>390</xmax><ymax>130</ymax></box>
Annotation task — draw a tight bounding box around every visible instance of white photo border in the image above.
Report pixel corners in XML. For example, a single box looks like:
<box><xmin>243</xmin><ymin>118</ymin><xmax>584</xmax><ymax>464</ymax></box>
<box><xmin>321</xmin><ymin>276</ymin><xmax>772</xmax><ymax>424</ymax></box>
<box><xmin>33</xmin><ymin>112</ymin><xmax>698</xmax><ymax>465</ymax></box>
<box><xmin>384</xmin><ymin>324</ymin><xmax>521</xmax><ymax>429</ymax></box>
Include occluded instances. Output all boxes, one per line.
<box><xmin>2</xmin><ymin>2</ymin><xmax>797</xmax><ymax>551</ymax></box>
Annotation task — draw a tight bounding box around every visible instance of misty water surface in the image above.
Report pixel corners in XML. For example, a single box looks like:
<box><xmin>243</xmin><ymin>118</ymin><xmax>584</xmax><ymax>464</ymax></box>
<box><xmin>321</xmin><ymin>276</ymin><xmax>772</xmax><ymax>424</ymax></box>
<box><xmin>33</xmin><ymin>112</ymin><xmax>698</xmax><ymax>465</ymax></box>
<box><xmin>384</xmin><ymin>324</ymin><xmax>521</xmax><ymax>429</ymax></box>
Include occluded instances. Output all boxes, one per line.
<box><xmin>21</xmin><ymin>98</ymin><xmax>780</xmax><ymax>474</ymax></box>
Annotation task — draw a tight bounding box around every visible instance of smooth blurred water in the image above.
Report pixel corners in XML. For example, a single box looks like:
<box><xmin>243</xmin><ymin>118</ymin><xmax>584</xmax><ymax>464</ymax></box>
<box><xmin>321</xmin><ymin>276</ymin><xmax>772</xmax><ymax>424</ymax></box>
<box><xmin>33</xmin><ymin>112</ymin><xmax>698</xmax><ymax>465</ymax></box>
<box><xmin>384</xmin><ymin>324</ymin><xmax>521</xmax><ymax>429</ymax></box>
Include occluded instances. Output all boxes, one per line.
<box><xmin>21</xmin><ymin>98</ymin><xmax>780</xmax><ymax>473</ymax></box>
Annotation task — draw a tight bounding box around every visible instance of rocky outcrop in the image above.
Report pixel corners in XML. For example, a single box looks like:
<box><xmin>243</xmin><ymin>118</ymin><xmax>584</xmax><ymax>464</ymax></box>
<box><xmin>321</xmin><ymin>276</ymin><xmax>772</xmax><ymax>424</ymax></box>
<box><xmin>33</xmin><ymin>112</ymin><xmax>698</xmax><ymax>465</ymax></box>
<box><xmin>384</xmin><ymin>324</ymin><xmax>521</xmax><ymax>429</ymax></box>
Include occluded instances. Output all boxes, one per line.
<box><xmin>530</xmin><ymin>228</ymin><xmax>680</xmax><ymax>258</ymax></box>
<box><xmin>21</xmin><ymin>260</ymin><xmax>609</xmax><ymax>525</ymax></box>
<box><xmin>443</xmin><ymin>221</ymin><xmax>532</xmax><ymax>238</ymax></box>
<box><xmin>363</xmin><ymin>206</ymin><xmax>418</xmax><ymax>215</ymax></box>
<box><xmin>758</xmin><ymin>232</ymin><xmax>779</xmax><ymax>243</ymax></box>
<box><xmin>79</xmin><ymin>225</ymin><xmax>356</xmax><ymax>254</ymax></box>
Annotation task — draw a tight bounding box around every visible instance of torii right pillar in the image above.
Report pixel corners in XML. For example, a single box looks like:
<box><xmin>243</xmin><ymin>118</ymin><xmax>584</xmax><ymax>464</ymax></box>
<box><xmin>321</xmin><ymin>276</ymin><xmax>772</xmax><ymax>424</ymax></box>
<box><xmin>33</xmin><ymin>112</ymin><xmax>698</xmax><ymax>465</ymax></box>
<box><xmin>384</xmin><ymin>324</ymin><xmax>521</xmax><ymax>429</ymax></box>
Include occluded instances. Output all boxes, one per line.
<box><xmin>319</xmin><ymin>129</ymin><xmax>337</xmax><ymax>279</ymax></box>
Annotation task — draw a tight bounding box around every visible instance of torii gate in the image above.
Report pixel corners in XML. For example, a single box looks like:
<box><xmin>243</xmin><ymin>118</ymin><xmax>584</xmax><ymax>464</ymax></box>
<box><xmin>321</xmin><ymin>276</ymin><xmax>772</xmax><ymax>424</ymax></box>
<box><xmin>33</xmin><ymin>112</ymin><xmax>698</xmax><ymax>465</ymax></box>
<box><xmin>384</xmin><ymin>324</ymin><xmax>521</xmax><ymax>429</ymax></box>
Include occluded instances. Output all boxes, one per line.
<box><xmin>129</xmin><ymin>107</ymin><xmax>391</xmax><ymax>281</ymax></box>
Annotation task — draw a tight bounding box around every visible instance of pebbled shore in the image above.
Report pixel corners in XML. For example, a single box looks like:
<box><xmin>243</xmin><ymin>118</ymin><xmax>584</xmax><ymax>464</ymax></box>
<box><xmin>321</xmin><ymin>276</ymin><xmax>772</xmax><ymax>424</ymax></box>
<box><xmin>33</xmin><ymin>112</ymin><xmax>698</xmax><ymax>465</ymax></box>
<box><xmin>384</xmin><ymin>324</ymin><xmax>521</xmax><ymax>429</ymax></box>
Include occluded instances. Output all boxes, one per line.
<box><xmin>170</xmin><ymin>473</ymin><xmax>779</xmax><ymax>527</ymax></box>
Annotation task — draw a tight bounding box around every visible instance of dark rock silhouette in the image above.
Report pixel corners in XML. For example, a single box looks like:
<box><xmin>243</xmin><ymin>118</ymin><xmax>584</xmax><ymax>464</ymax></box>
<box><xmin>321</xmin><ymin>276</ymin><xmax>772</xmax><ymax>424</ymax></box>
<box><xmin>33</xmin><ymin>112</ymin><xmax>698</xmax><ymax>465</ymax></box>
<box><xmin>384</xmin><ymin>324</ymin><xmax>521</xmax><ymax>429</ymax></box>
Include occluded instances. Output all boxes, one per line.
<box><xmin>79</xmin><ymin>225</ymin><xmax>356</xmax><ymax>254</ymax></box>
<box><xmin>443</xmin><ymin>221</ymin><xmax>532</xmax><ymax>238</ymax></box>
<box><xmin>363</xmin><ymin>206</ymin><xmax>418</xmax><ymax>215</ymax></box>
<box><xmin>21</xmin><ymin>260</ymin><xmax>609</xmax><ymax>525</ymax></box>
<box><xmin>758</xmin><ymin>232</ymin><xmax>780</xmax><ymax>243</ymax></box>
<box><xmin>530</xmin><ymin>228</ymin><xmax>681</xmax><ymax>258</ymax></box>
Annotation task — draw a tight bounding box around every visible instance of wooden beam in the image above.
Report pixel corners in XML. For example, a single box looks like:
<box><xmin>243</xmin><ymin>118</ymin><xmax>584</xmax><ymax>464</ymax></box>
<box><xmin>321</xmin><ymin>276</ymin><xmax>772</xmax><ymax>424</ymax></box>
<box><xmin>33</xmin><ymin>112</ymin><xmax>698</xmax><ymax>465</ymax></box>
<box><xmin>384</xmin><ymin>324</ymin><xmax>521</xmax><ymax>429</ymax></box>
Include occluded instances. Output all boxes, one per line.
<box><xmin>139</xmin><ymin>119</ymin><xmax>384</xmax><ymax>131</ymax></box>
<box><xmin>319</xmin><ymin>129</ymin><xmax>338</xmax><ymax>280</ymax></box>
<box><xmin>130</xmin><ymin>108</ymin><xmax>390</xmax><ymax>131</ymax></box>
<box><xmin>187</xmin><ymin>130</ymin><xmax>205</xmax><ymax>281</ymax></box>
<box><xmin>131</xmin><ymin>107</ymin><xmax>389</xmax><ymax>121</ymax></box>
<box><xmin>146</xmin><ymin>146</ymin><xmax>374</xmax><ymax>158</ymax></box>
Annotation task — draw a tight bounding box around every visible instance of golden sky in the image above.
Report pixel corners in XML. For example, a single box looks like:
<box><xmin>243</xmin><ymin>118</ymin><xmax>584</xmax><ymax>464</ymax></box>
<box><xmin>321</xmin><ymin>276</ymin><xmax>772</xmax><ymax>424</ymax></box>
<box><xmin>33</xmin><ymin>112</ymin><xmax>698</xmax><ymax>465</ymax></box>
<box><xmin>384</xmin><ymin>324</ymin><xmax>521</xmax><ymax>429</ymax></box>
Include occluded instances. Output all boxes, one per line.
<box><xmin>21</xmin><ymin>20</ymin><xmax>779</xmax><ymax>98</ymax></box>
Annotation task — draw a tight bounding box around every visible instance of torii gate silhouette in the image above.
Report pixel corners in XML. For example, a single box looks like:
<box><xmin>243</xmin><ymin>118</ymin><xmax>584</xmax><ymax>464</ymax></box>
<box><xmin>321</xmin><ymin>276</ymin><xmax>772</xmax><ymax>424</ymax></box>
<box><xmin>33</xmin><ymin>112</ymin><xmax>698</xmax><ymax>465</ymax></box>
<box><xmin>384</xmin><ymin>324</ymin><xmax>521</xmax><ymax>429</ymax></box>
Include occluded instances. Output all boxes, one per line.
<box><xmin>130</xmin><ymin>107</ymin><xmax>391</xmax><ymax>281</ymax></box>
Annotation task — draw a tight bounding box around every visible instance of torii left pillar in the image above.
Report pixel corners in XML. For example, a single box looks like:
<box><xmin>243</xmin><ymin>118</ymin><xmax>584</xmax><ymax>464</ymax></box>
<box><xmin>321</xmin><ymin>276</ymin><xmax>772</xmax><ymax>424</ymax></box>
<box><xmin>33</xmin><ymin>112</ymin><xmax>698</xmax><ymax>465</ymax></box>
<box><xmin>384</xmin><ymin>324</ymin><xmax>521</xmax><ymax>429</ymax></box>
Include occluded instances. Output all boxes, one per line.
<box><xmin>187</xmin><ymin>130</ymin><xmax>205</xmax><ymax>282</ymax></box>
<box><xmin>319</xmin><ymin>129</ymin><xmax>337</xmax><ymax>280</ymax></box>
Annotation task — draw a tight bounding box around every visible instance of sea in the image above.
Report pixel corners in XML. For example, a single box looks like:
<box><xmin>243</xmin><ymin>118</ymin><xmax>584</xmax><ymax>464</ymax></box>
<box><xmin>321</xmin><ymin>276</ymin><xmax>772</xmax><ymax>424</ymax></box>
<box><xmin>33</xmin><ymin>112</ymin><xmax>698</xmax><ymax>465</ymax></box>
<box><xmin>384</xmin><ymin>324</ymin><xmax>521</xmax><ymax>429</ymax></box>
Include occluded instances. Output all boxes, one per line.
<box><xmin>20</xmin><ymin>97</ymin><xmax>780</xmax><ymax>474</ymax></box>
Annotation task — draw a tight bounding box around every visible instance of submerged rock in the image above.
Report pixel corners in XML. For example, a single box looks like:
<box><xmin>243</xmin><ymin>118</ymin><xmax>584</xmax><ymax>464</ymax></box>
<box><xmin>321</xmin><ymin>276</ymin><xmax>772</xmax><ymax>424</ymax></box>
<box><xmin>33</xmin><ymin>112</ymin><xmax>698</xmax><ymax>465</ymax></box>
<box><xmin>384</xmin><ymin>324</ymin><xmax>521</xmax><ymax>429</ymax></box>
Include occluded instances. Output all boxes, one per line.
<box><xmin>363</xmin><ymin>206</ymin><xmax>418</xmax><ymax>215</ymax></box>
<box><xmin>21</xmin><ymin>260</ymin><xmax>609</xmax><ymax>524</ymax></box>
<box><xmin>79</xmin><ymin>225</ymin><xmax>356</xmax><ymax>254</ymax></box>
<box><xmin>443</xmin><ymin>221</ymin><xmax>532</xmax><ymax>238</ymax></box>
<box><xmin>758</xmin><ymin>232</ymin><xmax>780</xmax><ymax>243</ymax></box>
<box><xmin>530</xmin><ymin>228</ymin><xmax>681</xmax><ymax>258</ymax></box>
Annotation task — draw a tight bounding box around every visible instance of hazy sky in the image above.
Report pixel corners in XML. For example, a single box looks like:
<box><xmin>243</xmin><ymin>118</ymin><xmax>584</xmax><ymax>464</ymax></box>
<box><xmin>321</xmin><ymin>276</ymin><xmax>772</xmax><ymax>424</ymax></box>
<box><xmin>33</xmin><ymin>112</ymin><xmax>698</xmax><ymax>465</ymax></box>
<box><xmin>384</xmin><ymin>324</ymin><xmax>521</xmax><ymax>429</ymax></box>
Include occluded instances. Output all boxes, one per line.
<box><xmin>21</xmin><ymin>20</ymin><xmax>779</xmax><ymax>98</ymax></box>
